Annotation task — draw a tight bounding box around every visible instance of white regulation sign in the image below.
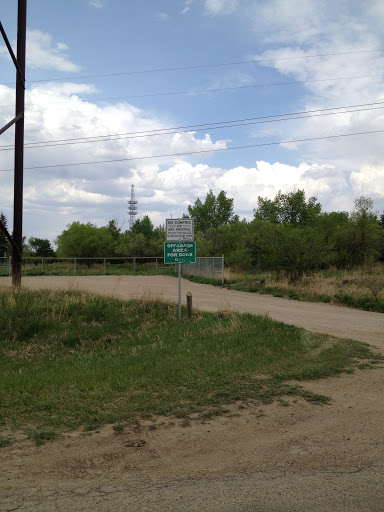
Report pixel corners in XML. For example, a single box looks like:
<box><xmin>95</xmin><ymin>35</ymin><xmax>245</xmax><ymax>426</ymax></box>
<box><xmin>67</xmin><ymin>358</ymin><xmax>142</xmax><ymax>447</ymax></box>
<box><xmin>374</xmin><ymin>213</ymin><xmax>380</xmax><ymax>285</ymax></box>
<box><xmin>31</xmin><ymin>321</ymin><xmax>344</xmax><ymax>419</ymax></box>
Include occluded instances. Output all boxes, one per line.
<box><xmin>166</xmin><ymin>218</ymin><xmax>194</xmax><ymax>241</ymax></box>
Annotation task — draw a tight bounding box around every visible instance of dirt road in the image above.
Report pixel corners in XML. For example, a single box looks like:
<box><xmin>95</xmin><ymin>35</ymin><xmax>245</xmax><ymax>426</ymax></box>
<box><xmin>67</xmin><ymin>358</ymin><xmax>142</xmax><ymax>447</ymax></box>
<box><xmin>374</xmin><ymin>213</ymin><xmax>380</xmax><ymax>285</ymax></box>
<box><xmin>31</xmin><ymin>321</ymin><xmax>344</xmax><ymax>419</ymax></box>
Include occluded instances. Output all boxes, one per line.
<box><xmin>3</xmin><ymin>274</ymin><xmax>383</xmax><ymax>347</ymax></box>
<box><xmin>1</xmin><ymin>276</ymin><xmax>383</xmax><ymax>511</ymax></box>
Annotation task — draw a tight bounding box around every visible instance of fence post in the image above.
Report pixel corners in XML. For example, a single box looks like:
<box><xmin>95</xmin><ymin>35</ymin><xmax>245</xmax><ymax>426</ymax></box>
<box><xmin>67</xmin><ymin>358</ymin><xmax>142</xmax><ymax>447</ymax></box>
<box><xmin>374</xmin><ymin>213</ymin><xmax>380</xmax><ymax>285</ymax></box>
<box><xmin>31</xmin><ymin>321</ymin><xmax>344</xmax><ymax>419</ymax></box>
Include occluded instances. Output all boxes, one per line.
<box><xmin>133</xmin><ymin>257</ymin><xmax>136</xmax><ymax>276</ymax></box>
<box><xmin>42</xmin><ymin>257</ymin><xmax>44</xmax><ymax>274</ymax></box>
<box><xmin>104</xmin><ymin>258</ymin><xmax>106</xmax><ymax>275</ymax></box>
<box><xmin>74</xmin><ymin>258</ymin><xmax>77</xmax><ymax>275</ymax></box>
<box><xmin>8</xmin><ymin>256</ymin><xmax>11</xmax><ymax>276</ymax></box>
<box><xmin>222</xmin><ymin>254</ymin><xmax>224</xmax><ymax>284</ymax></box>
<box><xmin>187</xmin><ymin>292</ymin><xmax>193</xmax><ymax>318</ymax></box>
<box><xmin>155</xmin><ymin>257</ymin><xmax>158</xmax><ymax>275</ymax></box>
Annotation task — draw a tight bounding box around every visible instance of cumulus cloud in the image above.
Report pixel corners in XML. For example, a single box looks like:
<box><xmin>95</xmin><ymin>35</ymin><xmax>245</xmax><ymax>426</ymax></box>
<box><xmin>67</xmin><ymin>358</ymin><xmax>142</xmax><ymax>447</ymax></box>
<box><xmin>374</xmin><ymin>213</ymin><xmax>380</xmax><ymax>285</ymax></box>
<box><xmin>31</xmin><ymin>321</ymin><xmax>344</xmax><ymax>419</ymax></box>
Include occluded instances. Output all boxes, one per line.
<box><xmin>27</xmin><ymin>30</ymin><xmax>81</xmax><ymax>72</ymax></box>
<box><xmin>2</xmin><ymin>7</ymin><xmax>384</xmax><ymax>241</ymax></box>
<box><xmin>350</xmin><ymin>165</ymin><xmax>384</xmax><ymax>198</ymax></box>
<box><xmin>244</xmin><ymin>0</ymin><xmax>384</xmax><ymax>194</ymax></box>
<box><xmin>0</xmin><ymin>74</ymin><xmax>380</xmax><ymax>241</ymax></box>
<box><xmin>0</xmin><ymin>82</ymin><xmax>228</xmax><ymax>238</ymax></box>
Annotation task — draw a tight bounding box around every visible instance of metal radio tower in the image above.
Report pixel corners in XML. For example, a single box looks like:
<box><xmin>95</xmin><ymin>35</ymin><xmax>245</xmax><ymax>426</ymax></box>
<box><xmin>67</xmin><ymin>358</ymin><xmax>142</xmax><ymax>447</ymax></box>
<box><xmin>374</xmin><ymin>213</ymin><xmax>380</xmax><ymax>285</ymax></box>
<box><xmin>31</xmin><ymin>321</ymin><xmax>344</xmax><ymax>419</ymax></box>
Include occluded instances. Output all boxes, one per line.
<box><xmin>127</xmin><ymin>184</ymin><xmax>138</xmax><ymax>230</ymax></box>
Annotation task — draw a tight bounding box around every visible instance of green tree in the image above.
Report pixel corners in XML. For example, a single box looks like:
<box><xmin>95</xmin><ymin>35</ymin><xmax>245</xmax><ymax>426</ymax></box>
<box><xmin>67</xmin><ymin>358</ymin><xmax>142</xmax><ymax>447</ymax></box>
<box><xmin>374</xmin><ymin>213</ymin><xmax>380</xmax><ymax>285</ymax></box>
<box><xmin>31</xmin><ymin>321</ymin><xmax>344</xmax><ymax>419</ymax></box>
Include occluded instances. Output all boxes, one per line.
<box><xmin>246</xmin><ymin>219</ymin><xmax>327</xmax><ymax>279</ymax></box>
<box><xmin>254</xmin><ymin>189</ymin><xmax>322</xmax><ymax>226</ymax></box>
<box><xmin>115</xmin><ymin>232</ymin><xmax>162</xmax><ymax>257</ymax></box>
<box><xmin>215</xmin><ymin>220</ymin><xmax>252</xmax><ymax>270</ymax></box>
<box><xmin>106</xmin><ymin>219</ymin><xmax>121</xmax><ymax>241</ymax></box>
<box><xmin>0</xmin><ymin>212</ymin><xmax>10</xmax><ymax>256</ymax></box>
<box><xmin>28</xmin><ymin>237</ymin><xmax>55</xmax><ymax>257</ymax></box>
<box><xmin>56</xmin><ymin>222</ymin><xmax>116</xmax><ymax>258</ymax></box>
<box><xmin>131</xmin><ymin>215</ymin><xmax>154</xmax><ymax>239</ymax></box>
<box><xmin>274</xmin><ymin>225</ymin><xmax>327</xmax><ymax>281</ymax></box>
<box><xmin>187</xmin><ymin>190</ymin><xmax>238</xmax><ymax>233</ymax></box>
<box><xmin>349</xmin><ymin>197</ymin><xmax>382</xmax><ymax>266</ymax></box>
<box><xmin>246</xmin><ymin>219</ymin><xmax>280</xmax><ymax>271</ymax></box>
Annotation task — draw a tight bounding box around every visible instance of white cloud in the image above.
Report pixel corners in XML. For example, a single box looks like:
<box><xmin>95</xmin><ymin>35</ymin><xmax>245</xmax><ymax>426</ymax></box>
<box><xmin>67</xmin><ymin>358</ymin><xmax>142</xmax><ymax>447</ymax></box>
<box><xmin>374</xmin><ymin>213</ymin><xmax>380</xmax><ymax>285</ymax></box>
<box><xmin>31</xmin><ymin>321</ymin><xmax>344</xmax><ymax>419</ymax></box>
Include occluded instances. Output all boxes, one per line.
<box><xmin>27</xmin><ymin>30</ymin><xmax>81</xmax><ymax>72</ymax></box>
<box><xmin>242</xmin><ymin>0</ymin><xmax>384</xmax><ymax>202</ymax></box>
<box><xmin>182</xmin><ymin>0</ymin><xmax>193</xmax><ymax>15</ymax></box>
<box><xmin>350</xmin><ymin>165</ymin><xmax>384</xmax><ymax>198</ymax></box>
<box><xmin>89</xmin><ymin>0</ymin><xmax>103</xmax><ymax>8</ymax></box>
<box><xmin>1</xmin><ymin>76</ymin><xmax>381</xmax><ymax>241</ymax></box>
<box><xmin>157</xmin><ymin>12</ymin><xmax>170</xmax><ymax>21</ymax></box>
<box><xmin>204</xmin><ymin>0</ymin><xmax>239</xmax><ymax>16</ymax></box>
<box><xmin>2</xmin><ymin>7</ymin><xmax>384</xmax><ymax>241</ymax></box>
<box><xmin>0</xmin><ymin>81</ymin><xmax>229</xmax><ymax>239</ymax></box>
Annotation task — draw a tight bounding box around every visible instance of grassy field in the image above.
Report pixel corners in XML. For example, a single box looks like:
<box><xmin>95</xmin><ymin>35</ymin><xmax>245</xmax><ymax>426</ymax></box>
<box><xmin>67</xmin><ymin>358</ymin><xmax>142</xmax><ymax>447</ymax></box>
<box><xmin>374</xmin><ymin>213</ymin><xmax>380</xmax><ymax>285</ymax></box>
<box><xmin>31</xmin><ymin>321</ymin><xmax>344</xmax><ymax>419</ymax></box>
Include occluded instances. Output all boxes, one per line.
<box><xmin>186</xmin><ymin>264</ymin><xmax>384</xmax><ymax>313</ymax></box>
<box><xmin>0</xmin><ymin>287</ymin><xmax>381</xmax><ymax>446</ymax></box>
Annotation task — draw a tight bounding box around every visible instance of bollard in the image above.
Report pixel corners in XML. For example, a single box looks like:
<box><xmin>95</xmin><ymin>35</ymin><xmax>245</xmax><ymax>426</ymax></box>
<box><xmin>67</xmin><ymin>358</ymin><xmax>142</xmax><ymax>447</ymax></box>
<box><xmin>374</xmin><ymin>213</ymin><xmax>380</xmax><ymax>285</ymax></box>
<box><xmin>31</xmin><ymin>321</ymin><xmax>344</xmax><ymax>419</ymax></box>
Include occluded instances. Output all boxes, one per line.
<box><xmin>187</xmin><ymin>292</ymin><xmax>193</xmax><ymax>318</ymax></box>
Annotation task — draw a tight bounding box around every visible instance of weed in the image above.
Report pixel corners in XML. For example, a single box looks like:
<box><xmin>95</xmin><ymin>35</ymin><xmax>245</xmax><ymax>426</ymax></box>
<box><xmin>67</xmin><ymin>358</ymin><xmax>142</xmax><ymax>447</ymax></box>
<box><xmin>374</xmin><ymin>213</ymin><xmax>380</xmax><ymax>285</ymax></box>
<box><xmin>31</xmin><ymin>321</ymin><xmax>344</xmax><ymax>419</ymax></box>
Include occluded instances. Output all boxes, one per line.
<box><xmin>0</xmin><ymin>437</ymin><xmax>13</xmax><ymax>447</ymax></box>
<box><xmin>112</xmin><ymin>424</ymin><xmax>125</xmax><ymax>435</ymax></box>
<box><xmin>30</xmin><ymin>430</ymin><xmax>57</xmax><ymax>446</ymax></box>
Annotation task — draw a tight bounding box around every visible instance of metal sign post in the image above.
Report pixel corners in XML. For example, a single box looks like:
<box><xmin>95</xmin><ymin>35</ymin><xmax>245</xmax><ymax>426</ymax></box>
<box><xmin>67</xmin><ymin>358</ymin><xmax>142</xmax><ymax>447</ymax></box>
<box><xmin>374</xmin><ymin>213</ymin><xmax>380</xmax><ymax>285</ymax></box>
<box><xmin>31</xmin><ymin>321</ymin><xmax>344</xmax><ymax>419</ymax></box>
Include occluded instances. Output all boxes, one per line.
<box><xmin>164</xmin><ymin>219</ymin><xmax>195</xmax><ymax>321</ymax></box>
<box><xmin>178</xmin><ymin>263</ymin><xmax>182</xmax><ymax>322</ymax></box>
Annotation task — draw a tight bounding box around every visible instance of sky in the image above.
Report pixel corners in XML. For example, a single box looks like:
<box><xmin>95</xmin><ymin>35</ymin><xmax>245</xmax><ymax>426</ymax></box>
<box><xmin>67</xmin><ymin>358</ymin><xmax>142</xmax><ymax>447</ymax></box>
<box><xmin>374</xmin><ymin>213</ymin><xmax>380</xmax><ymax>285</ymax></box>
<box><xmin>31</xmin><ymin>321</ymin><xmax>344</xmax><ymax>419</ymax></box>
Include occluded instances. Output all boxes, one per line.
<box><xmin>1</xmin><ymin>0</ymin><xmax>384</xmax><ymax>244</ymax></box>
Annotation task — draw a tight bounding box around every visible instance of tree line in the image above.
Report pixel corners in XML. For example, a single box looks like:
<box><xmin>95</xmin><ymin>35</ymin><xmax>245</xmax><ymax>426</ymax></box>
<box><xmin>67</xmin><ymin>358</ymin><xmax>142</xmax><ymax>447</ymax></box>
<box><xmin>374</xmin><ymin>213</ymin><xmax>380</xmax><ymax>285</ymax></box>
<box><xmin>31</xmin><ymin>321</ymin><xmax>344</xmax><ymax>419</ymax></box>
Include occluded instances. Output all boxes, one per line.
<box><xmin>1</xmin><ymin>189</ymin><xmax>384</xmax><ymax>280</ymax></box>
<box><xmin>188</xmin><ymin>190</ymin><xmax>384</xmax><ymax>280</ymax></box>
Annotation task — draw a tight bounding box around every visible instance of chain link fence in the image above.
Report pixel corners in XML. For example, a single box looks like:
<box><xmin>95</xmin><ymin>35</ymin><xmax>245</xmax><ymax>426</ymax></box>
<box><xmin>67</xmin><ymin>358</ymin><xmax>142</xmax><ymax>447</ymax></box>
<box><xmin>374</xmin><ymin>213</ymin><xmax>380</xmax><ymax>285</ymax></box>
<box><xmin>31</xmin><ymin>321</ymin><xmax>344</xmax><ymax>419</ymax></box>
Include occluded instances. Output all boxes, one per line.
<box><xmin>0</xmin><ymin>257</ymin><xmax>10</xmax><ymax>276</ymax></box>
<box><xmin>1</xmin><ymin>256</ymin><xmax>224</xmax><ymax>282</ymax></box>
<box><xmin>182</xmin><ymin>256</ymin><xmax>224</xmax><ymax>283</ymax></box>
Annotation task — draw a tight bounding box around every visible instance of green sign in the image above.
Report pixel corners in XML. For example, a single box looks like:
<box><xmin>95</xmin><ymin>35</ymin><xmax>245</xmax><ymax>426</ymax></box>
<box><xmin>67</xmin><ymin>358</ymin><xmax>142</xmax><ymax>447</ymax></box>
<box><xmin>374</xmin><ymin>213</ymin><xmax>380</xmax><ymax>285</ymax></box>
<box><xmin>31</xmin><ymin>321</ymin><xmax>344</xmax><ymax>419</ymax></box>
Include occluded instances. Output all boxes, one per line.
<box><xmin>164</xmin><ymin>241</ymin><xmax>196</xmax><ymax>264</ymax></box>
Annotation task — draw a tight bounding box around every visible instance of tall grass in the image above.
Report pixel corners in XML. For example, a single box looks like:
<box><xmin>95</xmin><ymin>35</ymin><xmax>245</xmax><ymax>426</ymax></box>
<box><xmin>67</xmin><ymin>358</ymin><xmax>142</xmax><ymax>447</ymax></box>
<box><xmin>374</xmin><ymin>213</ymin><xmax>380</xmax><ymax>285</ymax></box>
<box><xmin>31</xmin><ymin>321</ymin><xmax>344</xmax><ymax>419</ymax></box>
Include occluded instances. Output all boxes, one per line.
<box><xmin>0</xmin><ymin>288</ymin><xmax>381</xmax><ymax>441</ymax></box>
<box><xmin>222</xmin><ymin>264</ymin><xmax>384</xmax><ymax>313</ymax></box>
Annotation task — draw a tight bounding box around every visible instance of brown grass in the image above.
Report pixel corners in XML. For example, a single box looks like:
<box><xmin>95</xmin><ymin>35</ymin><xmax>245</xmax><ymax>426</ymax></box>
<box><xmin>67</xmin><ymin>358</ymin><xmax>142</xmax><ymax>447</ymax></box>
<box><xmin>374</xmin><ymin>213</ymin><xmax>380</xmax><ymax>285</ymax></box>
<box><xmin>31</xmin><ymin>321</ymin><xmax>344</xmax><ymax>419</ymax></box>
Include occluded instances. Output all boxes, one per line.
<box><xmin>224</xmin><ymin>264</ymin><xmax>384</xmax><ymax>303</ymax></box>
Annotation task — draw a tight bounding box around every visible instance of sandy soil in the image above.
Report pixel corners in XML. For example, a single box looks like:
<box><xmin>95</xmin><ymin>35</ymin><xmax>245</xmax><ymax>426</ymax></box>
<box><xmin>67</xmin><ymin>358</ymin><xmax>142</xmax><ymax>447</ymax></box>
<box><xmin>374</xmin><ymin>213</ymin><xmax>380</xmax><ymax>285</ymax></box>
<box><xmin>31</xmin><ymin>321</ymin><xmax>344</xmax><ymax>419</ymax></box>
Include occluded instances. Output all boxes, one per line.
<box><xmin>1</xmin><ymin>275</ymin><xmax>383</xmax><ymax>511</ymax></box>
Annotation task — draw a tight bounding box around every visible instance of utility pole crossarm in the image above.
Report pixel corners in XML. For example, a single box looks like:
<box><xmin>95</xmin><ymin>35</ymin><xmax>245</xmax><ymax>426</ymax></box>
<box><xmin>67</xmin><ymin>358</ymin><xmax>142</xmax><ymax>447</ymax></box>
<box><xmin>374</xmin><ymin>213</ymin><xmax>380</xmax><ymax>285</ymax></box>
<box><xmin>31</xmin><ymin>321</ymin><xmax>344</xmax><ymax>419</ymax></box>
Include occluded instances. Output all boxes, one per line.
<box><xmin>0</xmin><ymin>113</ymin><xmax>23</xmax><ymax>136</ymax></box>
<box><xmin>0</xmin><ymin>219</ymin><xmax>21</xmax><ymax>256</ymax></box>
<box><xmin>0</xmin><ymin>21</ymin><xmax>25</xmax><ymax>87</ymax></box>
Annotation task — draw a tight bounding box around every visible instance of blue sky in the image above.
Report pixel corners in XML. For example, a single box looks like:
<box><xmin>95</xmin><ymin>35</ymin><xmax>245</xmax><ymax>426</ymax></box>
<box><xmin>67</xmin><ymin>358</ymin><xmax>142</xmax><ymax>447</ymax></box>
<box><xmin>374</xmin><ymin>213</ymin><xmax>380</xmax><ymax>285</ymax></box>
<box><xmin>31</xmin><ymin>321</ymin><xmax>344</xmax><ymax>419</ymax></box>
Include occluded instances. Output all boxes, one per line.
<box><xmin>1</xmin><ymin>0</ymin><xmax>384</xmax><ymax>243</ymax></box>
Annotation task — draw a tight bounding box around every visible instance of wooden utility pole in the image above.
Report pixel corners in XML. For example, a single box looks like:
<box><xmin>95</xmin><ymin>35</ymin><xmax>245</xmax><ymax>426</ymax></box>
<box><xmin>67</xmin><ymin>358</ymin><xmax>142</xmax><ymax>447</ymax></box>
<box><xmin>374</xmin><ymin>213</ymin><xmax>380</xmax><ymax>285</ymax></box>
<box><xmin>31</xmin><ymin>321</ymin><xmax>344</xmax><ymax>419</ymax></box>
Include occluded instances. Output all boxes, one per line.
<box><xmin>12</xmin><ymin>0</ymin><xmax>27</xmax><ymax>288</ymax></box>
<box><xmin>0</xmin><ymin>0</ymin><xmax>27</xmax><ymax>287</ymax></box>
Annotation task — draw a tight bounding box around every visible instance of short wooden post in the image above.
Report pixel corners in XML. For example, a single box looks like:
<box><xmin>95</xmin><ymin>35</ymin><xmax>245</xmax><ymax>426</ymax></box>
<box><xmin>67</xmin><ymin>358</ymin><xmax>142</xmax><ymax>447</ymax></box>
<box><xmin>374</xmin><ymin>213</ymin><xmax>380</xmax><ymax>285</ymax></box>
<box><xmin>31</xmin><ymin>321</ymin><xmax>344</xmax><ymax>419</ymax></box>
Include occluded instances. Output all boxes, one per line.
<box><xmin>187</xmin><ymin>292</ymin><xmax>193</xmax><ymax>318</ymax></box>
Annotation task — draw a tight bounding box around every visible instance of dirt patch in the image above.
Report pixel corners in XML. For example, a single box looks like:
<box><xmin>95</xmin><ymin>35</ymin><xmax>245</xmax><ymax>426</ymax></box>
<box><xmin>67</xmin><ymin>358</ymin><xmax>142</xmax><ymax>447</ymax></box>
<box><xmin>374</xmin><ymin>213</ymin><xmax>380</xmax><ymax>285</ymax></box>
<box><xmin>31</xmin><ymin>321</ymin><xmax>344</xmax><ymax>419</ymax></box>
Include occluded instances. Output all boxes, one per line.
<box><xmin>1</xmin><ymin>276</ymin><xmax>383</xmax><ymax>511</ymax></box>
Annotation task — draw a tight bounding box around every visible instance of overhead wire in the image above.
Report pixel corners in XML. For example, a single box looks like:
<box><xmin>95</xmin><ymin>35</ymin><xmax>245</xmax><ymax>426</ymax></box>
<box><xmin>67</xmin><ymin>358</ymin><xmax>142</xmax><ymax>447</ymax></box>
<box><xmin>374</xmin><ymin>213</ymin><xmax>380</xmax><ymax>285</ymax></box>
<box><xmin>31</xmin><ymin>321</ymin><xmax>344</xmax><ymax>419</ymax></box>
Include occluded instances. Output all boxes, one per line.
<box><xmin>1</xmin><ymin>73</ymin><xmax>384</xmax><ymax>110</ymax></box>
<box><xmin>0</xmin><ymin>129</ymin><xmax>383</xmax><ymax>172</ymax></box>
<box><xmin>0</xmin><ymin>100</ymin><xmax>383</xmax><ymax>151</ymax></box>
<box><xmin>0</xmin><ymin>48</ymin><xmax>381</xmax><ymax>86</ymax></box>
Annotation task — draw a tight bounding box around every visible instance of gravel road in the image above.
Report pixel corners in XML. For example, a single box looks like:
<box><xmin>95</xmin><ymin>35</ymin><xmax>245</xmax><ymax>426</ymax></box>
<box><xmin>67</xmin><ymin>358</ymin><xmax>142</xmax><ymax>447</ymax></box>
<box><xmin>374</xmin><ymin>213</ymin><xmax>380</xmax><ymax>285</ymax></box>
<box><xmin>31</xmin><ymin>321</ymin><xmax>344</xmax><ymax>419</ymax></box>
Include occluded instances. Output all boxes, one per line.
<box><xmin>1</xmin><ymin>275</ymin><xmax>383</xmax><ymax>511</ymax></box>
<box><xmin>4</xmin><ymin>274</ymin><xmax>383</xmax><ymax>347</ymax></box>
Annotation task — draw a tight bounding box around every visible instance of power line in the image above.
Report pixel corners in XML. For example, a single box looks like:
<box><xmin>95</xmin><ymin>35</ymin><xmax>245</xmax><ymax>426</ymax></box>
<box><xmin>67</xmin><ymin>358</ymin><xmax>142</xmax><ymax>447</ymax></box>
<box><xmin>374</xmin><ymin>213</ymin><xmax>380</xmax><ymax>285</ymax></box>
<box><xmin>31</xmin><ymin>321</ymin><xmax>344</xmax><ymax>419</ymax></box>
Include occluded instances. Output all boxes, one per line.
<box><xmin>1</xmin><ymin>100</ymin><xmax>383</xmax><ymax>151</ymax></box>
<box><xmin>1</xmin><ymin>49</ymin><xmax>381</xmax><ymax>86</ymax></box>
<box><xmin>1</xmin><ymin>73</ymin><xmax>383</xmax><ymax>110</ymax></box>
<box><xmin>47</xmin><ymin>73</ymin><xmax>384</xmax><ymax>103</ymax></box>
<box><xmin>0</xmin><ymin>129</ymin><xmax>383</xmax><ymax>172</ymax></box>
<box><xmin>1</xmin><ymin>104</ymin><xmax>383</xmax><ymax>152</ymax></box>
